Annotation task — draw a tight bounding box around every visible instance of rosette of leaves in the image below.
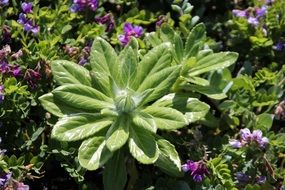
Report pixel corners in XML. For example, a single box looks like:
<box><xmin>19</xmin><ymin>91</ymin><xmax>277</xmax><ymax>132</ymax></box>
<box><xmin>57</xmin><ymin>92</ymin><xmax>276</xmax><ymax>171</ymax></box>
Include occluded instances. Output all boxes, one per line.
<box><xmin>39</xmin><ymin>37</ymin><xmax>210</xmax><ymax>189</ymax></box>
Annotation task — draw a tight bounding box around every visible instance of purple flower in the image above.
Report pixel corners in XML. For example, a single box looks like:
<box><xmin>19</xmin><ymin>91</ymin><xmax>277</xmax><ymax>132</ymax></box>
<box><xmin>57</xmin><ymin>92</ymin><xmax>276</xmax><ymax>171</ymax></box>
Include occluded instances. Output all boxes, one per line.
<box><xmin>25</xmin><ymin>69</ymin><xmax>41</xmax><ymax>88</ymax></box>
<box><xmin>16</xmin><ymin>182</ymin><xmax>30</xmax><ymax>190</ymax></box>
<box><xmin>235</xmin><ymin>172</ymin><xmax>251</xmax><ymax>185</ymax></box>
<box><xmin>0</xmin><ymin>173</ymin><xmax>11</xmax><ymax>188</ymax></box>
<box><xmin>232</xmin><ymin>9</ymin><xmax>247</xmax><ymax>18</ymax></box>
<box><xmin>21</xmin><ymin>2</ymin><xmax>33</xmax><ymax>13</ymax></box>
<box><xmin>229</xmin><ymin>139</ymin><xmax>242</xmax><ymax>148</ymax></box>
<box><xmin>95</xmin><ymin>13</ymin><xmax>115</xmax><ymax>32</ymax></box>
<box><xmin>0</xmin><ymin>85</ymin><xmax>4</xmax><ymax>102</ymax></box>
<box><xmin>182</xmin><ymin>160</ymin><xmax>209</xmax><ymax>182</ymax></box>
<box><xmin>119</xmin><ymin>23</ymin><xmax>143</xmax><ymax>46</ymax></box>
<box><xmin>247</xmin><ymin>17</ymin><xmax>259</xmax><ymax>26</ymax></box>
<box><xmin>17</xmin><ymin>13</ymin><xmax>28</xmax><ymax>24</ymax></box>
<box><xmin>0</xmin><ymin>0</ymin><xmax>9</xmax><ymax>6</ymax></box>
<box><xmin>256</xmin><ymin>6</ymin><xmax>267</xmax><ymax>18</ymax></box>
<box><xmin>70</xmin><ymin>0</ymin><xmax>98</xmax><ymax>12</ymax></box>
<box><xmin>240</xmin><ymin>128</ymin><xmax>251</xmax><ymax>141</ymax></box>
<box><xmin>11</xmin><ymin>66</ymin><xmax>22</xmax><ymax>77</ymax></box>
<box><xmin>273</xmin><ymin>41</ymin><xmax>285</xmax><ymax>51</ymax></box>
<box><xmin>256</xmin><ymin>176</ymin><xmax>266</xmax><ymax>184</ymax></box>
<box><xmin>156</xmin><ymin>15</ymin><xmax>167</xmax><ymax>27</ymax></box>
<box><xmin>17</xmin><ymin>13</ymin><xmax>39</xmax><ymax>34</ymax></box>
<box><xmin>0</xmin><ymin>60</ymin><xmax>9</xmax><ymax>73</ymax></box>
<box><xmin>11</xmin><ymin>49</ymin><xmax>23</xmax><ymax>60</ymax></box>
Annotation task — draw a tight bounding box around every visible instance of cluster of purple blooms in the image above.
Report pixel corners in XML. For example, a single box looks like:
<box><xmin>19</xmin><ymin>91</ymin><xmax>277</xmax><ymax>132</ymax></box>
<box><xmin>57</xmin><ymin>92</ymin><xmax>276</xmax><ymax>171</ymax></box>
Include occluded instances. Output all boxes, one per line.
<box><xmin>0</xmin><ymin>45</ymin><xmax>22</xmax><ymax>78</ymax></box>
<box><xmin>70</xmin><ymin>0</ymin><xmax>98</xmax><ymax>12</ymax></box>
<box><xmin>17</xmin><ymin>2</ymin><xmax>39</xmax><ymax>34</ymax></box>
<box><xmin>118</xmin><ymin>23</ymin><xmax>144</xmax><ymax>46</ymax></box>
<box><xmin>229</xmin><ymin>128</ymin><xmax>269</xmax><ymax>149</ymax></box>
<box><xmin>182</xmin><ymin>160</ymin><xmax>210</xmax><ymax>182</ymax></box>
<box><xmin>232</xmin><ymin>0</ymin><xmax>274</xmax><ymax>27</ymax></box>
<box><xmin>0</xmin><ymin>0</ymin><xmax>8</xmax><ymax>7</ymax></box>
<box><xmin>0</xmin><ymin>173</ymin><xmax>29</xmax><ymax>190</ymax></box>
<box><xmin>235</xmin><ymin>172</ymin><xmax>266</xmax><ymax>186</ymax></box>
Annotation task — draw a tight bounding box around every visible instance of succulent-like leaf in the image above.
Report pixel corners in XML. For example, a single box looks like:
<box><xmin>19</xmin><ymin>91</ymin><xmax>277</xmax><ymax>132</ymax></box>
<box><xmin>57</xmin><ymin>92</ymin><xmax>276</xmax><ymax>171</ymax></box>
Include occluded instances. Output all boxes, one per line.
<box><xmin>153</xmin><ymin>93</ymin><xmax>210</xmax><ymax>123</ymax></box>
<box><xmin>105</xmin><ymin>115</ymin><xmax>130</xmax><ymax>152</ymax></box>
<box><xmin>134</xmin><ymin>43</ymin><xmax>172</xmax><ymax>89</ymax></box>
<box><xmin>155</xmin><ymin>139</ymin><xmax>183</xmax><ymax>177</ymax></box>
<box><xmin>78</xmin><ymin>136</ymin><xmax>113</xmax><ymax>170</ymax></box>
<box><xmin>129</xmin><ymin>125</ymin><xmax>159</xmax><ymax>164</ymax></box>
<box><xmin>52</xmin><ymin>84</ymin><xmax>114</xmax><ymax>111</ymax></box>
<box><xmin>188</xmin><ymin>52</ymin><xmax>238</xmax><ymax>77</ymax></box>
<box><xmin>103</xmin><ymin>150</ymin><xmax>127</xmax><ymax>190</ymax></box>
<box><xmin>51</xmin><ymin>60</ymin><xmax>92</xmax><ymax>86</ymax></box>
<box><xmin>143</xmin><ymin>106</ymin><xmax>187</xmax><ymax>130</ymax></box>
<box><xmin>52</xmin><ymin>113</ymin><xmax>113</xmax><ymax>141</ymax></box>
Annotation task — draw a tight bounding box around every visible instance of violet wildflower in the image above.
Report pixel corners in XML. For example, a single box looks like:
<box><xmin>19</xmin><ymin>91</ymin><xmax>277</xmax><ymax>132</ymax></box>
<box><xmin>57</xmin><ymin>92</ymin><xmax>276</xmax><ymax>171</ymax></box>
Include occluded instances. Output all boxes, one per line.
<box><xmin>229</xmin><ymin>139</ymin><xmax>242</xmax><ymax>148</ymax></box>
<box><xmin>256</xmin><ymin>6</ymin><xmax>267</xmax><ymax>18</ymax></box>
<box><xmin>232</xmin><ymin>9</ymin><xmax>247</xmax><ymax>18</ymax></box>
<box><xmin>256</xmin><ymin>176</ymin><xmax>266</xmax><ymax>184</ymax></box>
<box><xmin>235</xmin><ymin>172</ymin><xmax>251</xmax><ymax>185</ymax></box>
<box><xmin>11</xmin><ymin>49</ymin><xmax>23</xmax><ymax>60</ymax></box>
<box><xmin>16</xmin><ymin>182</ymin><xmax>30</xmax><ymax>190</ymax></box>
<box><xmin>247</xmin><ymin>17</ymin><xmax>259</xmax><ymax>26</ymax></box>
<box><xmin>21</xmin><ymin>2</ymin><xmax>33</xmax><ymax>13</ymax></box>
<box><xmin>182</xmin><ymin>160</ymin><xmax>209</xmax><ymax>182</ymax></box>
<box><xmin>70</xmin><ymin>0</ymin><xmax>98</xmax><ymax>12</ymax></box>
<box><xmin>95</xmin><ymin>13</ymin><xmax>115</xmax><ymax>32</ymax></box>
<box><xmin>119</xmin><ymin>23</ymin><xmax>143</xmax><ymax>46</ymax></box>
<box><xmin>156</xmin><ymin>15</ymin><xmax>167</xmax><ymax>27</ymax></box>
<box><xmin>11</xmin><ymin>66</ymin><xmax>22</xmax><ymax>77</ymax></box>
<box><xmin>0</xmin><ymin>173</ymin><xmax>11</xmax><ymax>188</ymax></box>
<box><xmin>25</xmin><ymin>69</ymin><xmax>41</xmax><ymax>89</ymax></box>
<box><xmin>273</xmin><ymin>41</ymin><xmax>285</xmax><ymax>51</ymax></box>
<box><xmin>17</xmin><ymin>13</ymin><xmax>39</xmax><ymax>34</ymax></box>
<box><xmin>240</xmin><ymin>128</ymin><xmax>251</xmax><ymax>141</ymax></box>
<box><xmin>0</xmin><ymin>0</ymin><xmax>8</xmax><ymax>6</ymax></box>
<box><xmin>230</xmin><ymin>128</ymin><xmax>269</xmax><ymax>149</ymax></box>
<box><xmin>0</xmin><ymin>60</ymin><xmax>10</xmax><ymax>73</ymax></box>
<box><xmin>0</xmin><ymin>85</ymin><xmax>4</xmax><ymax>102</ymax></box>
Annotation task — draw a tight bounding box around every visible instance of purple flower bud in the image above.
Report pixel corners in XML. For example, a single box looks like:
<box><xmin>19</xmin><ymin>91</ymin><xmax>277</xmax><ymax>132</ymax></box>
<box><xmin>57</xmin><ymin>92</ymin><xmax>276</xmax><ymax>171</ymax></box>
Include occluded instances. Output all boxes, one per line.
<box><xmin>95</xmin><ymin>13</ymin><xmax>115</xmax><ymax>32</ymax></box>
<box><xmin>156</xmin><ymin>15</ymin><xmax>167</xmax><ymax>27</ymax></box>
<box><xmin>229</xmin><ymin>139</ymin><xmax>243</xmax><ymax>148</ymax></box>
<box><xmin>70</xmin><ymin>0</ymin><xmax>98</xmax><ymax>12</ymax></box>
<box><xmin>0</xmin><ymin>60</ymin><xmax>10</xmax><ymax>73</ymax></box>
<box><xmin>232</xmin><ymin>9</ymin><xmax>247</xmax><ymax>18</ymax></box>
<box><xmin>182</xmin><ymin>160</ymin><xmax>209</xmax><ymax>182</ymax></box>
<box><xmin>247</xmin><ymin>17</ymin><xmax>259</xmax><ymax>26</ymax></box>
<box><xmin>11</xmin><ymin>66</ymin><xmax>22</xmax><ymax>77</ymax></box>
<box><xmin>21</xmin><ymin>2</ymin><xmax>33</xmax><ymax>13</ymax></box>
<box><xmin>0</xmin><ymin>85</ymin><xmax>4</xmax><ymax>103</ymax></box>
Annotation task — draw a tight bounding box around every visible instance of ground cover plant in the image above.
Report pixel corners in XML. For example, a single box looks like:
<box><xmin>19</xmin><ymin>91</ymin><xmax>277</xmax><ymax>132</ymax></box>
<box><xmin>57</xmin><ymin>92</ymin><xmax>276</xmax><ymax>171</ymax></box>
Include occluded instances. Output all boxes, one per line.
<box><xmin>0</xmin><ymin>0</ymin><xmax>285</xmax><ymax>189</ymax></box>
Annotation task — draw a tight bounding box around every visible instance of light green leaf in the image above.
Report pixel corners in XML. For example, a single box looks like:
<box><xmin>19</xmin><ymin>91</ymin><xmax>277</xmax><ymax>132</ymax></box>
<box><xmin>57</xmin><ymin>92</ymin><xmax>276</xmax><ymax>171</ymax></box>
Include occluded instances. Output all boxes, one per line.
<box><xmin>105</xmin><ymin>115</ymin><xmax>130</xmax><ymax>152</ymax></box>
<box><xmin>155</xmin><ymin>139</ymin><xmax>183</xmax><ymax>177</ymax></box>
<box><xmin>90</xmin><ymin>71</ymin><xmax>113</xmax><ymax>97</ymax></box>
<box><xmin>188</xmin><ymin>52</ymin><xmax>238</xmax><ymax>77</ymax></box>
<box><xmin>103</xmin><ymin>150</ymin><xmax>127</xmax><ymax>190</ymax></box>
<box><xmin>119</xmin><ymin>46</ymin><xmax>138</xmax><ymax>88</ymax></box>
<box><xmin>153</xmin><ymin>93</ymin><xmax>210</xmax><ymax>123</ymax></box>
<box><xmin>174</xmin><ymin>33</ymin><xmax>184</xmax><ymax>63</ymax></box>
<box><xmin>256</xmin><ymin>113</ymin><xmax>274</xmax><ymax>132</ymax></box>
<box><xmin>184</xmin><ymin>23</ymin><xmax>206</xmax><ymax>59</ymax></box>
<box><xmin>51</xmin><ymin>60</ymin><xmax>91</xmax><ymax>86</ymax></box>
<box><xmin>89</xmin><ymin>37</ymin><xmax>118</xmax><ymax>78</ymax></box>
<box><xmin>129</xmin><ymin>125</ymin><xmax>158</xmax><ymax>164</ymax></box>
<box><xmin>183</xmin><ymin>84</ymin><xmax>227</xmax><ymax>100</ymax></box>
<box><xmin>132</xmin><ymin>112</ymin><xmax>157</xmax><ymax>133</ymax></box>
<box><xmin>134</xmin><ymin>43</ymin><xmax>172</xmax><ymax>89</ymax></box>
<box><xmin>138</xmin><ymin>66</ymin><xmax>181</xmax><ymax>103</ymax></box>
<box><xmin>39</xmin><ymin>93</ymin><xmax>87</xmax><ymax>117</ymax></box>
<box><xmin>78</xmin><ymin>136</ymin><xmax>113</xmax><ymax>170</ymax></box>
<box><xmin>52</xmin><ymin>84</ymin><xmax>114</xmax><ymax>112</ymax></box>
<box><xmin>52</xmin><ymin>113</ymin><xmax>113</xmax><ymax>141</ymax></box>
<box><xmin>143</xmin><ymin>106</ymin><xmax>187</xmax><ymax>130</ymax></box>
